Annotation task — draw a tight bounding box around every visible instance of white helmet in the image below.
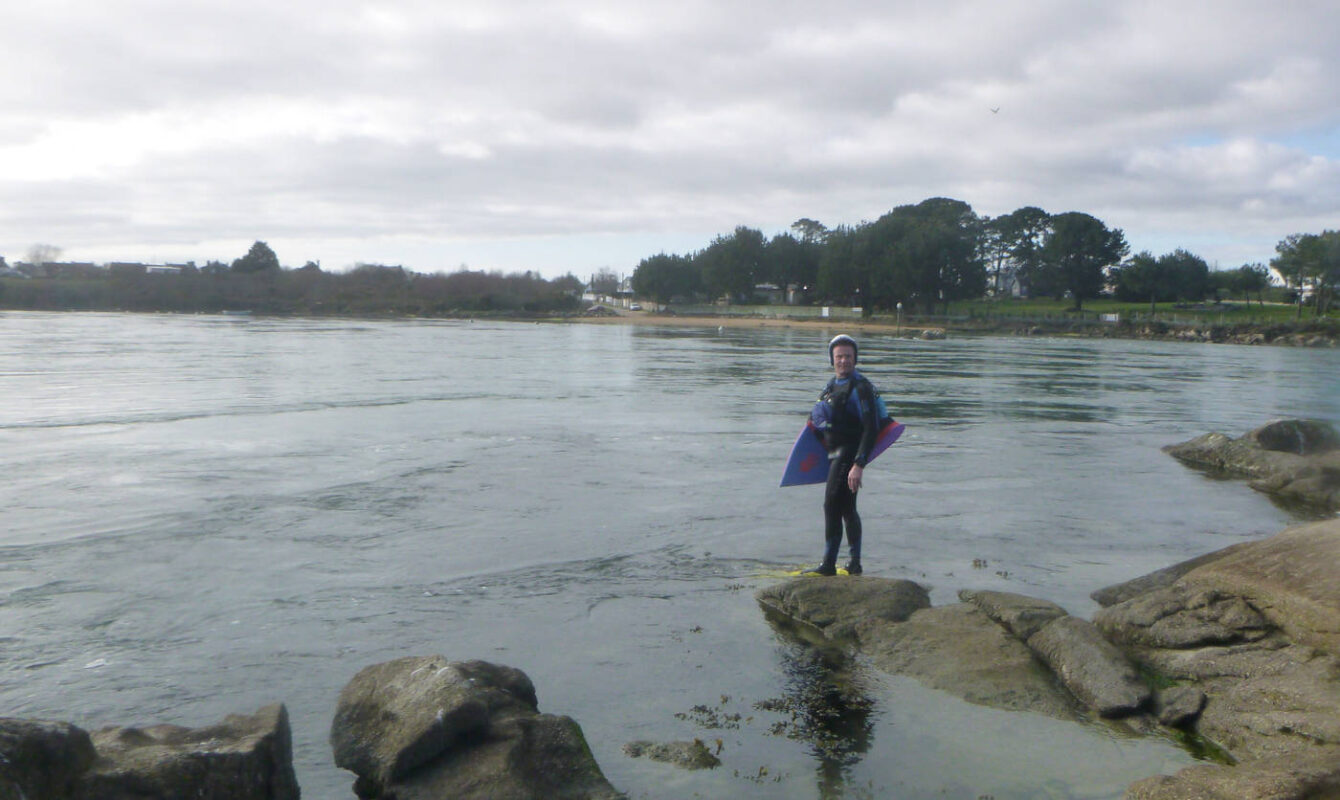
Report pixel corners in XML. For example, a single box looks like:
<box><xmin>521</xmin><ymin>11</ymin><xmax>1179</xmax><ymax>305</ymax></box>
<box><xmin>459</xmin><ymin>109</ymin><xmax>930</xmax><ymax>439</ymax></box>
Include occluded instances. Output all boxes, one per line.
<box><xmin>828</xmin><ymin>334</ymin><xmax>858</xmax><ymax>364</ymax></box>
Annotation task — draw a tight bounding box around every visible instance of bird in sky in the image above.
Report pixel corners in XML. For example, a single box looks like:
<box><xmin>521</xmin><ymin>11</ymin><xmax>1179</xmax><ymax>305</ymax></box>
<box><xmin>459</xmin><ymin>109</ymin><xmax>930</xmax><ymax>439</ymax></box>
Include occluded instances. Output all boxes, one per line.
<box><xmin>989</xmin><ymin>107</ymin><xmax>1000</xmax><ymax>114</ymax></box>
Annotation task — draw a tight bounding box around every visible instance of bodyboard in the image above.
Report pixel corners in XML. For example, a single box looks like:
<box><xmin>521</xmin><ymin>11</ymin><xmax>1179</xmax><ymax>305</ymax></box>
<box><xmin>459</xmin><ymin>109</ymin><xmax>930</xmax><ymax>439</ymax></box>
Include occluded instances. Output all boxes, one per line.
<box><xmin>779</xmin><ymin>420</ymin><xmax>904</xmax><ymax>487</ymax></box>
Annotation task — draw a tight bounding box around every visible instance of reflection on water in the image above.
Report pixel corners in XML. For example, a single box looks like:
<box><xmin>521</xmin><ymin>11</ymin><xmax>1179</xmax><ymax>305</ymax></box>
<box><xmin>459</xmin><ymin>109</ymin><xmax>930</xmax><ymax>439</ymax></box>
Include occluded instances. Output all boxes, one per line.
<box><xmin>757</xmin><ymin>631</ymin><xmax>877</xmax><ymax>800</ymax></box>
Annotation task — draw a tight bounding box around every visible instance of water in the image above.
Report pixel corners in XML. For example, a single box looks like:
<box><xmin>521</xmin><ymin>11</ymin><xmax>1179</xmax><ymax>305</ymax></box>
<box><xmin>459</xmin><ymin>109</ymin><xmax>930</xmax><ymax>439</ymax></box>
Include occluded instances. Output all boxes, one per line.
<box><xmin>2</xmin><ymin>311</ymin><xmax>1337</xmax><ymax>799</ymax></box>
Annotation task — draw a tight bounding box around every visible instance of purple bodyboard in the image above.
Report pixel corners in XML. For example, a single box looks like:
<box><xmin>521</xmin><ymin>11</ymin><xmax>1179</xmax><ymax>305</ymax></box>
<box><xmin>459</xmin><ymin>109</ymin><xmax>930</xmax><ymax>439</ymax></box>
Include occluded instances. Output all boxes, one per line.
<box><xmin>779</xmin><ymin>420</ymin><xmax>905</xmax><ymax>487</ymax></box>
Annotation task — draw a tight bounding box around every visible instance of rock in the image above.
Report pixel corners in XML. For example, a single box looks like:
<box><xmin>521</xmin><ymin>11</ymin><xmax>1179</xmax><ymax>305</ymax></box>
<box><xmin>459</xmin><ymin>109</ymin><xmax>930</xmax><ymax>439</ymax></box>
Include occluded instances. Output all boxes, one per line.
<box><xmin>622</xmin><ymin>740</ymin><xmax>720</xmax><ymax>770</ymax></box>
<box><xmin>1164</xmin><ymin>421</ymin><xmax>1340</xmax><ymax>510</ymax></box>
<box><xmin>1026</xmin><ymin>617</ymin><xmax>1151</xmax><ymax>718</ymax></box>
<box><xmin>958</xmin><ymin>589</ymin><xmax>1068</xmax><ymax>640</ymax></box>
<box><xmin>330</xmin><ymin>656</ymin><xmax>620</xmax><ymax>800</ymax></box>
<box><xmin>755</xmin><ymin>577</ymin><xmax>930</xmax><ymax>642</ymax></box>
<box><xmin>1124</xmin><ymin>748</ymin><xmax>1340</xmax><ymax>799</ymax></box>
<box><xmin>1246</xmin><ymin>419</ymin><xmax>1340</xmax><ymax>456</ymax></box>
<box><xmin>856</xmin><ymin>603</ymin><xmax>1081</xmax><ymax>719</ymax></box>
<box><xmin>0</xmin><ymin>719</ymin><xmax>96</xmax><ymax>800</ymax></box>
<box><xmin>1191</xmin><ymin>647</ymin><xmax>1340</xmax><ymax>762</ymax></box>
<box><xmin>1179</xmin><ymin>518</ymin><xmax>1340</xmax><ymax>655</ymax></box>
<box><xmin>1098</xmin><ymin>518</ymin><xmax>1340</xmax><ymax>769</ymax></box>
<box><xmin>1093</xmin><ymin>583</ymin><xmax>1272</xmax><ymax>650</ymax></box>
<box><xmin>1153</xmin><ymin>686</ymin><xmax>1205</xmax><ymax>728</ymax></box>
<box><xmin>79</xmin><ymin>704</ymin><xmax>299</xmax><ymax>800</ymax></box>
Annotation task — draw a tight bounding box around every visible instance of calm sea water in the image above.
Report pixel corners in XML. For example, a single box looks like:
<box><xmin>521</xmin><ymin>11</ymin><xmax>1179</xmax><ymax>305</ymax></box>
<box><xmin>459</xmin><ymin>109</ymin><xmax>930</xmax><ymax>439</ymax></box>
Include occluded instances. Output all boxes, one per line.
<box><xmin>2</xmin><ymin>311</ymin><xmax>1337</xmax><ymax>799</ymax></box>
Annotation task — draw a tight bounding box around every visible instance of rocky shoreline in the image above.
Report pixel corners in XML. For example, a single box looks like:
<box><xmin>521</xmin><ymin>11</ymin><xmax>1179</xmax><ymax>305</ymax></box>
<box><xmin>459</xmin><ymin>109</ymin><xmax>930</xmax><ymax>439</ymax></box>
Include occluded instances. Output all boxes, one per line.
<box><xmin>6</xmin><ymin>421</ymin><xmax>1338</xmax><ymax>799</ymax></box>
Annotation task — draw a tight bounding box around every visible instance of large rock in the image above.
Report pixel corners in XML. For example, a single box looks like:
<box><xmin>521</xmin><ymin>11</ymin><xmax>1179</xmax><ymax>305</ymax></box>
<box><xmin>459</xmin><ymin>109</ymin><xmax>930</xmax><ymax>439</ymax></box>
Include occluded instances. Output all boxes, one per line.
<box><xmin>755</xmin><ymin>576</ymin><xmax>930</xmax><ymax>642</ymax></box>
<box><xmin>78</xmin><ymin>704</ymin><xmax>299</xmax><ymax>800</ymax></box>
<box><xmin>1246</xmin><ymin>419</ymin><xmax>1340</xmax><ymax>456</ymax></box>
<box><xmin>1096</xmin><ymin>518</ymin><xmax>1340</xmax><ymax>781</ymax></box>
<box><xmin>856</xmin><ymin>602</ymin><xmax>1081</xmax><ymax>719</ymax></box>
<box><xmin>1026</xmin><ymin>617</ymin><xmax>1151</xmax><ymax>718</ymax></box>
<box><xmin>1164</xmin><ymin>419</ymin><xmax>1340</xmax><ymax>509</ymax></box>
<box><xmin>0</xmin><ymin>719</ymin><xmax>96</xmax><ymax>799</ymax></box>
<box><xmin>330</xmin><ymin>656</ymin><xmax>621</xmax><ymax>800</ymax></box>
<box><xmin>0</xmin><ymin>705</ymin><xmax>298</xmax><ymax>800</ymax></box>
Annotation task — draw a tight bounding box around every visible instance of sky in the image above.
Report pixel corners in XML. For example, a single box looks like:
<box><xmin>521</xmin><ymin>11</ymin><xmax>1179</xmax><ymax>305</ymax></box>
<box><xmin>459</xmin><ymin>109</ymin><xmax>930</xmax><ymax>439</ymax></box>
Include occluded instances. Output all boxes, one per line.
<box><xmin>3</xmin><ymin>0</ymin><xmax>1338</xmax><ymax>279</ymax></box>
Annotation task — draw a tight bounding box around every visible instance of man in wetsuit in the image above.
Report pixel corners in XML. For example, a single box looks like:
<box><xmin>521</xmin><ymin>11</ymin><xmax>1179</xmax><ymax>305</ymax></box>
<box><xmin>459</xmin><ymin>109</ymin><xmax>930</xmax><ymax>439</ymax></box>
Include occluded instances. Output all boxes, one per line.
<box><xmin>805</xmin><ymin>334</ymin><xmax>879</xmax><ymax>576</ymax></box>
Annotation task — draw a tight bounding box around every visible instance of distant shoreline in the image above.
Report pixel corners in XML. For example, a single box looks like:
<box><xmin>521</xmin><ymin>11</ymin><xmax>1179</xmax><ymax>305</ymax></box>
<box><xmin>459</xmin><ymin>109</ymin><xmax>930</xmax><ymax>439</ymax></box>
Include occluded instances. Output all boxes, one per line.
<box><xmin>555</xmin><ymin>310</ymin><xmax>1340</xmax><ymax>347</ymax></box>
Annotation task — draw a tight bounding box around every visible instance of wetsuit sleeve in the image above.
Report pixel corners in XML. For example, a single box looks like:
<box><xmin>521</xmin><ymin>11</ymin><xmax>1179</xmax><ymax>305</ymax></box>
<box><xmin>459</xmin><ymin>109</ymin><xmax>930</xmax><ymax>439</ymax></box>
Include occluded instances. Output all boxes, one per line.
<box><xmin>852</xmin><ymin>378</ymin><xmax>879</xmax><ymax>467</ymax></box>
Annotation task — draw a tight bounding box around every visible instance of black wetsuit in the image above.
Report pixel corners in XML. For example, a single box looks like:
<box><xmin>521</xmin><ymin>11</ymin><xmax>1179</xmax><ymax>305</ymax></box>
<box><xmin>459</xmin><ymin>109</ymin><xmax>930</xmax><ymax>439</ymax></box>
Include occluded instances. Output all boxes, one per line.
<box><xmin>819</xmin><ymin>373</ymin><xmax>880</xmax><ymax>570</ymax></box>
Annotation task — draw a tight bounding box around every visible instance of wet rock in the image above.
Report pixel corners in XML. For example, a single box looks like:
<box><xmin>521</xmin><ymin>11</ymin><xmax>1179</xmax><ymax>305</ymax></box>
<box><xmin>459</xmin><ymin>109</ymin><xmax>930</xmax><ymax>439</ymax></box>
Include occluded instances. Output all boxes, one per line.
<box><xmin>622</xmin><ymin>740</ymin><xmax>720</xmax><ymax>770</ymax></box>
<box><xmin>1026</xmin><ymin>616</ymin><xmax>1151</xmax><ymax>718</ymax></box>
<box><xmin>0</xmin><ymin>719</ymin><xmax>95</xmax><ymax>799</ymax></box>
<box><xmin>755</xmin><ymin>577</ymin><xmax>930</xmax><ymax>642</ymax></box>
<box><xmin>1164</xmin><ymin>420</ymin><xmax>1340</xmax><ymax>510</ymax></box>
<box><xmin>958</xmin><ymin>589</ymin><xmax>1068</xmax><ymax>640</ymax></box>
<box><xmin>856</xmin><ymin>603</ymin><xmax>1081</xmax><ymax>719</ymax></box>
<box><xmin>1153</xmin><ymin>686</ymin><xmax>1205</xmax><ymax>728</ymax></box>
<box><xmin>1124</xmin><ymin>748</ymin><xmax>1340</xmax><ymax>800</ymax></box>
<box><xmin>330</xmin><ymin>656</ymin><xmax>621</xmax><ymax>800</ymax></box>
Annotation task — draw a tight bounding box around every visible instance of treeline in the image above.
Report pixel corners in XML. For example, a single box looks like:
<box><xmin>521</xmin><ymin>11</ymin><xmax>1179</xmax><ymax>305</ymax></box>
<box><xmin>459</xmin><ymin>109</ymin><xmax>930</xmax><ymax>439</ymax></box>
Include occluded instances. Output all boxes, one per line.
<box><xmin>0</xmin><ymin>242</ymin><xmax>587</xmax><ymax>315</ymax></box>
<box><xmin>631</xmin><ymin>198</ymin><xmax>1338</xmax><ymax>316</ymax></box>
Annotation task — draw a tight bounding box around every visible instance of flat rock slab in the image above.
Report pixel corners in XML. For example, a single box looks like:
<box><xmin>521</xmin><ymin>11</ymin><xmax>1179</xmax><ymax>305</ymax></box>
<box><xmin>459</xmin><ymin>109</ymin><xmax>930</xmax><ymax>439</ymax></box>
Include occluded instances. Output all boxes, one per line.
<box><xmin>1124</xmin><ymin>748</ymin><xmax>1340</xmax><ymax>800</ymax></box>
<box><xmin>857</xmin><ymin>603</ymin><xmax>1082</xmax><ymax>720</ymax></box>
<box><xmin>959</xmin><ymin>588</ymin><xmax>1069</xmax><ymax>640</ymax></box>
<box><xmin>83</xmin><ymin>704</ymin><xmax>299</xmax><ymax>800</ymax></box>
<box><xmin>1027</xmin><ymin>617</ymin><xmax>1151</xmax><ymax>718</ymax></box>
<box><xmin>755</xmin><ymin>576</ymin><xmax>930</xmax><ymax>641</ymax></box>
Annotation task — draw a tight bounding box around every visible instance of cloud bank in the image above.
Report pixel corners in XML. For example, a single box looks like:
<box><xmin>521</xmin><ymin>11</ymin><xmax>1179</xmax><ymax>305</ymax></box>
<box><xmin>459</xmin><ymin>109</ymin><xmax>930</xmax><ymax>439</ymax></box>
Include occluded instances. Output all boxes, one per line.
<box><xmin>3</xmin><ymin>0</ymin><xmax>1337</xmax><ymax>275</ymax></box>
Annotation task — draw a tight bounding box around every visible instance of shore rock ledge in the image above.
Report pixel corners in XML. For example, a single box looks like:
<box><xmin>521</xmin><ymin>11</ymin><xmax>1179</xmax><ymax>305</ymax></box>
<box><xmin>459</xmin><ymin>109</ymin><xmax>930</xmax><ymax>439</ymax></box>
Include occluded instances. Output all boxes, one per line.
<box><xmin>330</xmin><ymin>655</ymin><xmax>623</xmax><ymax>800</ymax></box>
<box><xmin>1164</xmin><ymin>418</ymin><xmax>1340</xmax><ymax>510</ymax></box>
<box><xmin>0</xmin><ymin>704</ymin><xmax>298</xmax><ymax>800</ymax></box>
<box><xmin>1094</xmin><ymin>517</ymin><xmax>1340</xmax><ymax>798</ymax></box>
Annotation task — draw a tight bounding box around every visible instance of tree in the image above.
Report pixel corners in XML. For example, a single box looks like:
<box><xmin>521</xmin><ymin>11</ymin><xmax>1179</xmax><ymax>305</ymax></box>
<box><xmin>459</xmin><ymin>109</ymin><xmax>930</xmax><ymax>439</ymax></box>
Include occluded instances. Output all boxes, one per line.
<box><xmin>697</xmin><ymin>226</ymin><xmax>765</xmax><ymax>300</ymax></box>
<box><xmin>1038</xmin><ymin>212</ymin><xmax>1128</xmax><ymax>311</ymax></box>
<box><xmin>790</xmin><ymin>218</ymin><xmax>828</xmax><ymax>244</ymax></box>
<box><xmin>869</xmin><ymin>198</ymin><xmax>985</xmax><ymax>313</ymax></box>
<box><xmin>1112</xmin><ymin>251</ymin><xmax>1162</xmax><ymax>311</ymax></box>
<box><xmin>993</xmin><ymin>207</ymin><xmax>1050</xmax><ymax>297</ymax></box>
<box><xmin>763</xmin><ymin>232</ymin><xmax>819</xmax><ymax>290</ymax></box>
<box><xmin>632</xmin><ymin>252</ymin><xmax>698</xmax><ymax>304</ymax></box>
<box><xmin>26</xmin><ymin>243</ymin><xmax>63</xmax><ymax>266</ymax></box>
<box><xmin>589</xmin><ymin>269</ymin><xmax>620</xmax><ymax>296</ymax></box>
<box><xmin>232</xmin><ymin>241</ymin><xmax>280</xmax><ymax>273</ymax></box>
<box><xmin>1272</xmin><ymin>231</ymin><xmax>1340</xmax><ymax>317</ymax></box>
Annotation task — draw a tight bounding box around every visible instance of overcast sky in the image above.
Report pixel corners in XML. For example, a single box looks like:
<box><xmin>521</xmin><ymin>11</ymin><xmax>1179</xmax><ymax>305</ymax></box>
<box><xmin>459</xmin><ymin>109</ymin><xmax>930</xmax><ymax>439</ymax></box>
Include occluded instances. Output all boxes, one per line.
<box><xmin>3</xmin><ymin>0</ymin><xmax>1338</xmax><ymax>278</ymax></box>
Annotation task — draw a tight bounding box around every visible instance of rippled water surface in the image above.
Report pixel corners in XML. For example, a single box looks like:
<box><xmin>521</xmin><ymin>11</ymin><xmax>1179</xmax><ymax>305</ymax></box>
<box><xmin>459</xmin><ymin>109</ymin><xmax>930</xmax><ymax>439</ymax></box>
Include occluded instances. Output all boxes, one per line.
<box><xmin>3</xmin><ymin>312</ymin><xmax>1337</xmax><ymax>798</ymax></box>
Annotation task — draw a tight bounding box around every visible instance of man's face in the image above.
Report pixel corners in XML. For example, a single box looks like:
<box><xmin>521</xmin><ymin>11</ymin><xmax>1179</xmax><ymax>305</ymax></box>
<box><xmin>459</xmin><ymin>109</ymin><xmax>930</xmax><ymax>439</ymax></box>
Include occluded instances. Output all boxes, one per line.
<box><xmin>832</xmin><ymin>345</ymin><xmax>855</xmax><ymax>377</ymax></box>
